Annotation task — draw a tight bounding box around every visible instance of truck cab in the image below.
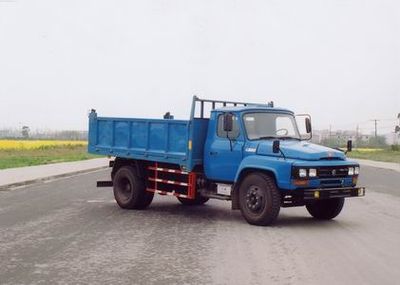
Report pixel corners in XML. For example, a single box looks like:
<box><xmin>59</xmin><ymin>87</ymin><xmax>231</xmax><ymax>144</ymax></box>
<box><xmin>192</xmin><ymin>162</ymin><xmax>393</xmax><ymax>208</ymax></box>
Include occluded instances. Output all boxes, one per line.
<box><xmin>204</xmin><ymin>106</ymin><xmax>302</xmax><ymax>182</ymax></box>
<box><xmin>89</xmin><ymin>96</ymin><xmax>365</xmax><ymax>226</ymax></box>
<box><xmin>204</xmin><ymin>106</ymin><xmax>358</xmax><ymax>189</ymax></box>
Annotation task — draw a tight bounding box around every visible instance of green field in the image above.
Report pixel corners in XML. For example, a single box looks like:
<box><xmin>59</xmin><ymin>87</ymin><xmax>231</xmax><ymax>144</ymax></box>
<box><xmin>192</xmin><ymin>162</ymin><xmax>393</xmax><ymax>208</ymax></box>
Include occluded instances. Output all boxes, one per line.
<box><xmin>347</xmin><ymin>149</ymin><xmax>400</xmax><ymax>163</ymax></box>
<box><xmin>0</xmin><ymin>145</ymin><xmax>100</xmax><ymax>170</ymax></box>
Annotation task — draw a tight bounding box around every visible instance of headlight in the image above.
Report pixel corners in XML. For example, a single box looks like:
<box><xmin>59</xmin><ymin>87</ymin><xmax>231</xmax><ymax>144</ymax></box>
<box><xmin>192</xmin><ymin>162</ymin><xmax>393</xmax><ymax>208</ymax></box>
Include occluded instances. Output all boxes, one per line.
<box><xmin>309</xmin><ymin>168</ymin><xmax>317</xmax><ymax>177</ymax></box>
<box><xmin>348</xmin><ymin>167</ymin><xmax>354</xmax><ymax>176</ymax></box>
<box><xmin>354</xmin><ymin>166</ymin><xmax>360</xmax><ymax>175</ymax></box>
<box><xmin>299</xmin><ymin>169</ymin><xmax>307</xmax><ymax>178</ymax></box>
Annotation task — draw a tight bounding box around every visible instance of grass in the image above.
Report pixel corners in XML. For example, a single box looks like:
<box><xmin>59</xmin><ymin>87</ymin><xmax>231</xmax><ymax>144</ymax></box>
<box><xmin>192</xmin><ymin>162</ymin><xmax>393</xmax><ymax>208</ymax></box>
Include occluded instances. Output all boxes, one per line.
<box><xmin>0</xmin><ymin>143</ymin><xmax>101</xmax><ymax>170</ymax></box>
<box><xmin>347</xmin><ymin>148</ymin><xmax>400</xmax><ymax>163</ymax></box>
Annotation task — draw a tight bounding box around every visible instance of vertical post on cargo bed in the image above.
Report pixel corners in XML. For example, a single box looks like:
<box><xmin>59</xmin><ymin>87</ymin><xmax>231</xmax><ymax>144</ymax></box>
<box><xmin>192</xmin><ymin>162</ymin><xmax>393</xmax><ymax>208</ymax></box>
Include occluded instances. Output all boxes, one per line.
<box><xmin>200</xmin><ymin>101</ymin><xmax>204</xmax><ymax>118</ymax></box>
<box><xmin>190</xmin><ymin>96</ymin><xmax>198</xmax><ymax>120</ymax></box>
<box><xmin>88</xmin><ymin>110</ymin><xmax>98</xmax><ymax>150</ymax></box>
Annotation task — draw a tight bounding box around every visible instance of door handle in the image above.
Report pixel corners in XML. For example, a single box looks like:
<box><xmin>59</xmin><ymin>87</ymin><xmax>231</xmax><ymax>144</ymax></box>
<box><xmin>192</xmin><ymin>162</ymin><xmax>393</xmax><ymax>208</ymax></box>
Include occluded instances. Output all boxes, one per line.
<box><xmin>210</xmin><ymin>151</ymin><xmax>218</xmax><ymax>155</ymax></box>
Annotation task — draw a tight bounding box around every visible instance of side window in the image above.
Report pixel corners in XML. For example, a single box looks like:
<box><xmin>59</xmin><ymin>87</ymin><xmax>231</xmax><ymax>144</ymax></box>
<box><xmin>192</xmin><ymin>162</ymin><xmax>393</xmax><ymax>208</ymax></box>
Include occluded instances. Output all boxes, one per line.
<box><xmin>217</xmin><ymin>114</ymin><xmax>240</xmax><ymax>139</ymax></box>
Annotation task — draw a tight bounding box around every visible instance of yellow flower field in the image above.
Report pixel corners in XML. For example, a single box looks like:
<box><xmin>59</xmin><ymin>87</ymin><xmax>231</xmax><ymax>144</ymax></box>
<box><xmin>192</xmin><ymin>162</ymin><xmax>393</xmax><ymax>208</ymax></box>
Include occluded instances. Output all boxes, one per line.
<box><xmin>353</xmin><ymin>148</ymin><xmax>384</xmax><ymax>152</ymax></box>
<box><xmin>0</xmin><ymin>140</ymin><xmax>87</xmax><ymax>150</ymax></box>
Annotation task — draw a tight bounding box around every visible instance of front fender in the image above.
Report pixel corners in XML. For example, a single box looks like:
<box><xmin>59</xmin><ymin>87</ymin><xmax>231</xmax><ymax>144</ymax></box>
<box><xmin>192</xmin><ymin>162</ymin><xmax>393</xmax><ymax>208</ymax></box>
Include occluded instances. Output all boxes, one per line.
<box><xmin>234</xmin><ymin>155</ymin><xmax>294</xmax><ymax>190</ymax></box>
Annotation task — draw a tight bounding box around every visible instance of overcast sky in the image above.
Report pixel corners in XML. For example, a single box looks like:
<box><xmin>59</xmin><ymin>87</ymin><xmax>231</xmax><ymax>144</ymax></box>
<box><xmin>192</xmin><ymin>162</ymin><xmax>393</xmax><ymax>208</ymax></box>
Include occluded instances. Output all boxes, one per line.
<box><xmin>0</xmin><ymin>0</ymin><xmax>399</xmax><ymax>134</ymax></box>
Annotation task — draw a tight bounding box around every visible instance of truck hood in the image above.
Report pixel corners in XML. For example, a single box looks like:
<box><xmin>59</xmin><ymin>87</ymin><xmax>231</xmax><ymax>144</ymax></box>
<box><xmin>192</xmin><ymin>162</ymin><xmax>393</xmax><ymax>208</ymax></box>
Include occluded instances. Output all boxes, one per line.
<box><xmin>255</xmin><ymin>140</ymin><xmax>346</xmax><ymax>161</ymax></box>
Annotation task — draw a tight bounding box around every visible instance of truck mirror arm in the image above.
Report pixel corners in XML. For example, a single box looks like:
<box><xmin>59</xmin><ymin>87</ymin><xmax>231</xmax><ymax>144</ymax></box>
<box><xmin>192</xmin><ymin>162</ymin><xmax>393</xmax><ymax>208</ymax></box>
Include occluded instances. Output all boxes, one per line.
<box><xmin>272</xmin><ymin>140</ymin><xmax>286</xmax><ymax>159</ymax></box>
<box><xmin>226</xmin><ymin>132</ymin><xmax>233</xmax><ymax>151</ymax></box>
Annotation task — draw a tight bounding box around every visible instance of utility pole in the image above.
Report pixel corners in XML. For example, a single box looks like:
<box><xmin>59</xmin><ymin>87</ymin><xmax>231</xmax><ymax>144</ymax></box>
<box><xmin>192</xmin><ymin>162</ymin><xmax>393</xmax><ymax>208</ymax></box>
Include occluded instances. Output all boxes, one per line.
<box><xmin>356</xmin><ymin>125</ymin><xmax>359</xmax><ymax>138</ymax></box>
<box><xmin>372</xmin><ymin>119</ymin><xmax>379</xmax><ymax>138</ymax></box>
<box><xmin>356</xmin><ymin>124</ymin><xmax>359</xmax><ymax>147</ymax></box>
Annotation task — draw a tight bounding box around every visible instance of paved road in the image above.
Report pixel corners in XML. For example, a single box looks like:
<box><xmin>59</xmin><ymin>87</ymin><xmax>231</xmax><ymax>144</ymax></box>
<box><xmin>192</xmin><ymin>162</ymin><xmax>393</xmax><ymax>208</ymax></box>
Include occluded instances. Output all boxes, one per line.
<box><xmin>358</xmin><ymin>165</ymin><xmax>400</xmax><ymax>197</ymax></box>
<box><xmin>0</xmin><ymin>168</ymin><xmax>399</xmax><ymax>284</ymax></box>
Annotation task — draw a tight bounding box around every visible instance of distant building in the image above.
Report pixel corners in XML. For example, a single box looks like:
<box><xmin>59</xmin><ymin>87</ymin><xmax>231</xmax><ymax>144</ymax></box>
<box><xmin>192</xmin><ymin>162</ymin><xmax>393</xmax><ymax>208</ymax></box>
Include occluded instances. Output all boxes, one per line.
<box><xmin>312</xmin><ymin>129</ymin><xmax>394</xmax><ymax>147</ymax></box>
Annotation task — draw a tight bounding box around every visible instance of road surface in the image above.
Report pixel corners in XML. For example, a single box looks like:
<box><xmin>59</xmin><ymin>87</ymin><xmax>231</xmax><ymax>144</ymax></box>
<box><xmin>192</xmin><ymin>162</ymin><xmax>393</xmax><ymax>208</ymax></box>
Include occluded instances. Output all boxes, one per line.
<box><xmin>0</xmin><ymin>166</ymin><xmax>399</xmax><ymax>284</ymax></box>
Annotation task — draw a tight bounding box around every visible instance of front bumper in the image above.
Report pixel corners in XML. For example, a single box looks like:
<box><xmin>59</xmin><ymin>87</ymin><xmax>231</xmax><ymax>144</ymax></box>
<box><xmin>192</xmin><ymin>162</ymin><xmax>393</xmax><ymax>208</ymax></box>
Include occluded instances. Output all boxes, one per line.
<box><xmin>303</xmin><ymin>186</ymin><xmax>365</xmax><ymax>200</ymax></box>
<box><xmin>282</xmin><ymin>186</ymin><xmax>366</xmax><ymax>207</ymax></box>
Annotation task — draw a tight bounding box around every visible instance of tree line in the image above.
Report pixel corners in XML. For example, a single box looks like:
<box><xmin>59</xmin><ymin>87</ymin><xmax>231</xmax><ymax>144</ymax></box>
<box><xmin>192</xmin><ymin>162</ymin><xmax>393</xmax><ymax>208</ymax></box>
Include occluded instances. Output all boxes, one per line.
<box><xmin>0</xmin><ymin>127</ymin><xmax>88</xmax><ymax>141</ymax></box>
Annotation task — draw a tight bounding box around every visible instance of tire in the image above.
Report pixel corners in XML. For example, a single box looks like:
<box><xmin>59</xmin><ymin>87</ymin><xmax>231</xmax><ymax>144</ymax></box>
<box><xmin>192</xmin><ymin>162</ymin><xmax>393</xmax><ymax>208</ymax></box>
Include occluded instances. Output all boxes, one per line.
<box><xmin>306</xmin><ymin>198</ymin><xmax>345</xmax><ymax>220</ymax></box>
<box><xmin>239</xmin><ymin>173</ymin><xmax>281</xmax><ymax>226</ymax></box>
<box><xmin>113</xmin><ymin>166</ymin><xmax>154</xmax><ymax>209</ymax></box>
<box><xmin>177</xmin><ymin>195</ymin><xmax>209</xmax><ymax>206</ymax></box>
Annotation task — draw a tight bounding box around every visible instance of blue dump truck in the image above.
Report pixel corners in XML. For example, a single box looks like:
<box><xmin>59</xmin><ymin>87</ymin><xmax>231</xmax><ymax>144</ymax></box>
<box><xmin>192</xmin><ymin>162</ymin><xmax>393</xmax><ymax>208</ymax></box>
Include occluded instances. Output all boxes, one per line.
<box><xmin>88</xmin><ymin>96</ymin><xmax>365</xmax><ymax>226</ymax></box>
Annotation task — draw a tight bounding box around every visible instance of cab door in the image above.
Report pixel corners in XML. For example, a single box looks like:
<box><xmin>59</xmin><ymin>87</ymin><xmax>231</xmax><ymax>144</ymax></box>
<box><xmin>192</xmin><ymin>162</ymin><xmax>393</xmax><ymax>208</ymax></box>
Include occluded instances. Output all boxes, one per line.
<box><xmin>204</xmin><ymin>113</ymin><xmax>244</xmax><ymax>182</ymax></box>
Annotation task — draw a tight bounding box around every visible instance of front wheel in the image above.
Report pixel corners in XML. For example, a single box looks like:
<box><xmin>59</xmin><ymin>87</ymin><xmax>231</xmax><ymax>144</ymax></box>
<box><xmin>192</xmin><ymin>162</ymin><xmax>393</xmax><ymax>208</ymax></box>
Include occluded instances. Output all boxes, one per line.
<box><xmin>239</xmin><ymin>173</ymin><xmax>281</xmax><ymax>226</ymax></box>
<box><xmin>306</xmin><ymin>198</ymin><xmax>345</xmax><ymax>220</ymax></box>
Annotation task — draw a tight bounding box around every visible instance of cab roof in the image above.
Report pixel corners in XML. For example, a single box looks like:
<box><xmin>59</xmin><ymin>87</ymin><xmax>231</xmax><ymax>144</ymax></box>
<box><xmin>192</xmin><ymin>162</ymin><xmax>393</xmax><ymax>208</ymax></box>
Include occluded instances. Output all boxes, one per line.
<box><xmin>212</xmin><ymin>105</ymin><xmax>293</xmax><ymax>114</ymax></box>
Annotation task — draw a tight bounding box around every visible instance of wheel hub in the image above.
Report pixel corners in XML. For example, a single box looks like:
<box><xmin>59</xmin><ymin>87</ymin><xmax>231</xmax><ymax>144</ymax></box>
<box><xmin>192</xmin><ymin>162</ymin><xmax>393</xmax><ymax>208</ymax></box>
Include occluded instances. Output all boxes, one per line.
<box><xmin>246</xmin><ymin>186</ymin><xmax>265</xmax><ymax>212</ymax></box>
<box><xmin>119</xmin><ymin>178</ymin><xmax>132</xmax><ymax>201</ymax></box>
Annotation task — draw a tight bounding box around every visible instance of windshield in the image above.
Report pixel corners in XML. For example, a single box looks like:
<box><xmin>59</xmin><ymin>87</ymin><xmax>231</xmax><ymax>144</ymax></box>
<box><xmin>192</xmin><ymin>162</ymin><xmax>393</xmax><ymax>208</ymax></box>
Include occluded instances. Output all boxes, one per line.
<box><xmin>243</xmin><ymin>112</ymin><xmax>301</xmax><ymax>140</ymax></box>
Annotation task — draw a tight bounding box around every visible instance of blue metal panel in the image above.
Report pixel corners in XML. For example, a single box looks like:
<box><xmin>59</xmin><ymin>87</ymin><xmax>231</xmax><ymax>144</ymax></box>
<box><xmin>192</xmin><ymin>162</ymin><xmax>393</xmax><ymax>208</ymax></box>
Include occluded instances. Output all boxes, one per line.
<box><xmin>169</xmin><ymin>123</ymin><xmax>187</xmax><ymax>154</ymax></box>
<box><xmin>131</xmin><ymin>121</ymin><xmax>147</xmax><ymax>149</ymax></box>
<box><xmin>203</xmin><ymin>111</ymin><xmax>244</xmax><ymax>181</ymax></box>
<box><xmin>98</xmin><ymin>120</ymin><xmax>113</xmax><ymax>147</ymax></box>
<box><xmin>114</xmin><ymin>121</ymin><xmax>129</xmax><ymax>148</ymax></box>
<box><xmin>189</xmin><ymin>119</ymin><xmax>209</xmax><ymax>169</ymax></box>
<box><xmin>149</xmin><ymin>122</ymin><xmax>167</xmax><ymax>151</ymax></box>
<box><xmin>88</xmin><ymin>113</ymin><xmax>208</xmax><ymax>171</ymax></box>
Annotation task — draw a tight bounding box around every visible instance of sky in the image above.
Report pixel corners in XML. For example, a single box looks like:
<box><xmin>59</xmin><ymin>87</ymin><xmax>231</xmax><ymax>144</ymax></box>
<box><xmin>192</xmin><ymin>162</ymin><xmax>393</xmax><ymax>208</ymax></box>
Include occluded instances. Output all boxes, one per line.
<box><xmin>0</xmin><ymin>0</ymin><xmax>399</xmax><ymax>135</ymax></box>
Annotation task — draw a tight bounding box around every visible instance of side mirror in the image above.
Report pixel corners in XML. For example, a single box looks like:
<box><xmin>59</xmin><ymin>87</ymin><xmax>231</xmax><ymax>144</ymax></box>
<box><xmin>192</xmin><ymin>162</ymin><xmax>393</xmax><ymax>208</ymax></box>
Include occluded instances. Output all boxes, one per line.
<box><xmin>223</xmin><ymin>113</ymin><xmax>233</xmax><ymax>132</ymax></box>
<box><xmin>272</xmin><ymin>140</ymin><xmax>280</xmax><ymax>153</ymax></box>
<box><xmin>296</xmin><ymin>114</ymin><xmax>312</xmax><ymax>140</ymax></box>
<box><xmin>347</xmin><ymin>140</ymin><xmax>353</xmax><ymax>152</ymax></box>
<box><xmin>305</xmin><ymin>117</ymin><xmax>312</xmax><ymax>133</ymax></box>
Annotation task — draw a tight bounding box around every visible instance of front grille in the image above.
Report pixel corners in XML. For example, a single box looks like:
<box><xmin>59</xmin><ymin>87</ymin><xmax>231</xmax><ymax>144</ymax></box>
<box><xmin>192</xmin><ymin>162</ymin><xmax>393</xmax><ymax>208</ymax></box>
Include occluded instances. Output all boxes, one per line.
<box><xmin>320</xmin><ymin>179</ymin><xmax>342</xmax><ymax>185</ymax></box>
<box><xmin>317</xmin><ymin>166</ymin><xmax>348</xmax><ymax>178</ymax></box>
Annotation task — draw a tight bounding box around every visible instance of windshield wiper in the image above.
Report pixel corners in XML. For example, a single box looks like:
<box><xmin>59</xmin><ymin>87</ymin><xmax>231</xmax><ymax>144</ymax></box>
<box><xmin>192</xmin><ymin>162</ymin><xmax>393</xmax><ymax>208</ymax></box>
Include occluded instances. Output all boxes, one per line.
<box><xmin>255</xmin><ymin>136</ymin><xmax>278</xmax><ymax>140</ymax></box>
<box><xmin>255</xmin><ymin>136</ymin><xmax>300</xmax><ymax>140</ymax></box>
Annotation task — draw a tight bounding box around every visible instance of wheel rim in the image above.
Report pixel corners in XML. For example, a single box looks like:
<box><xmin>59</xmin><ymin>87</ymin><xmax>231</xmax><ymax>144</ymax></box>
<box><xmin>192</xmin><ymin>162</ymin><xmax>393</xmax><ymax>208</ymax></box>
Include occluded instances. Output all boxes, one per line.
<box><xmin>245</xmin><ymin>185</ymin><xmax>266</xmax><ymax>214</ymax></box>
<box><xmin>118</xmin><ymin>177</ymin><xmax>132</xmax><ymax>202</ymax></box>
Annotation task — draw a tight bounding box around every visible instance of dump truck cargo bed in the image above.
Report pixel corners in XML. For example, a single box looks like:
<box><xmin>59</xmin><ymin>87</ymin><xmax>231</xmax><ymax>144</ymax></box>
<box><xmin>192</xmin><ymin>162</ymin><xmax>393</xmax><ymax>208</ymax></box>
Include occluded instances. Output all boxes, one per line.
<box><xmin>88</xmin><ymin>110</ymin><xmax>208</xmax><ymax>171</ymax></box>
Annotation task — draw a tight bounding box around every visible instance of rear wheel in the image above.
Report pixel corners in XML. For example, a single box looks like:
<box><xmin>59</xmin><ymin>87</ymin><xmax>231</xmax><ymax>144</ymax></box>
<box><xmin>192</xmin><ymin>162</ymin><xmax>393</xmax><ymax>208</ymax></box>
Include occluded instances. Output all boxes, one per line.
<box><xmin>177</xmin><ymin>195</ymin><xmax>209</xmax><ymax>206</ymax></box>
<box><xmin>239</xmin><ymin>173</ymin><xmax>280</xmax><ymax>226</ymax></box>
<box><xmin>113</xmin><ymin>166</ymin><xmax>154</xmax><ymax>209</ymax></box>
<box><xmin>306</xmin><ymin>198</ymin><xmax>345</xmax><ymax>220</ymax></box>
